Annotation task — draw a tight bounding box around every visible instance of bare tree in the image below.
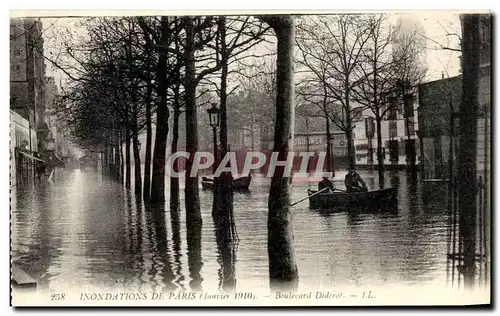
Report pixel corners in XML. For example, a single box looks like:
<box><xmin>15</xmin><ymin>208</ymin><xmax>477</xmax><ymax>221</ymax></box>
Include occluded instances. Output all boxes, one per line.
<box><xmin>352</xmin><ymin>14</ymin><xmax>425</xmax><ymax>186</ymax></box>
<box><xmin>295</xmin><ymin>83</ymin><xmax>337</xmax><ymax>171</ymax></box>
<box><xmin>296</xmin><ymin>15</ymin><xmax>371</xmax><ymax>169</ymax></box>
<box><xmin>236</xmin><ymin>58</ymin><xmax>277</xmax><ymax>152</ymax></box>
<box><xmin>202</xmin><ymin>16</ymin><xmax>272</xmax><ymax>245</ymax></box>
<box><xmin>391</xmin><ymin>17</ymin><xmax>428</xmax><ymax>170</ymax></box>
<box><xmin>47</xmin><ymin>17</ymin><xmax>154</xmax><ymax>193</ymax></box>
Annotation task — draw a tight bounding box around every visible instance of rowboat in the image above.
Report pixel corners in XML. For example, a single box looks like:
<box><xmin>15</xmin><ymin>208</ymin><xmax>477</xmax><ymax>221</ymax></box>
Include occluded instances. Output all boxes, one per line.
<box><xmin>201</xmin><ymin>175</ymin><xmax>252</xmax><ymax>192</ymax></box>
<box><xmin>307</xmin><ymin>187</ymin><xmax>398</xmax><ymax>211</ymax></box>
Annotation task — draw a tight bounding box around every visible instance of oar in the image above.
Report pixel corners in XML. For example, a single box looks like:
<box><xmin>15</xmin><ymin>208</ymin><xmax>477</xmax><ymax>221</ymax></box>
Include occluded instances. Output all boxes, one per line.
<box><xmin>289</xmin><ymin>187</ymin><xmax>329</xmax><ymax>207</ymax></box>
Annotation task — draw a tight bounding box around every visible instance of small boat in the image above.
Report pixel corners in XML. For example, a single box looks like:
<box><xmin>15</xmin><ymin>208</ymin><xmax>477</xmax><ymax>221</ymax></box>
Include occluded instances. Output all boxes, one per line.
<box><xmin>307</xmin><ymin>187</ymin><xmax>398</xmax><ymax>211</ymax></box>
<box><xmin>201</xmin><ymin>175</ymin><xmax>252</xmax><ymax>192</ymax></box>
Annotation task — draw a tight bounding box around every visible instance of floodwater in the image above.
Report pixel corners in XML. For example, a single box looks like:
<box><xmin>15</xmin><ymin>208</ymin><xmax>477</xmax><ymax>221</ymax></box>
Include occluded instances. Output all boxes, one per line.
<box><xmin>11</xmin><ymin>169</ymin><xmax>451</xmax><ymax>294</ymax></box>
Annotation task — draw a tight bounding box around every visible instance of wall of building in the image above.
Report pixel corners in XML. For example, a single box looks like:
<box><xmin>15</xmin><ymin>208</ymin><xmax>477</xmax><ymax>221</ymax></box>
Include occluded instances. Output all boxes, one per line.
<box><xmin>353</xmin><ymin>105</ymin><xmax>419</xmax><ymax>168</ymax></box>
<box><xmin>10</xmin><ymin>110</ymin><xmax>38</xmax><ymax>186</ymax></box>
<box><xmin>10</xmin><ymin>18</ymin><xmax>48</xmax><ymax>152</ymax></box>
<box><xmin>418</xmin><ymin>65</ymin><xmax>490</xmax><ymax>179</ymax></box>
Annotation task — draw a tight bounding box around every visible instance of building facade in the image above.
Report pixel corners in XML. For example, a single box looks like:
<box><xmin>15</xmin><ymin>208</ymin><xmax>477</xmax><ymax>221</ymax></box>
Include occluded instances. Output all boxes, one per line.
<box><xmin>9</xmin><ymin>18</ymin><xmax>67</xmax><ymax>185</ymax></box>
<box><xmin>418</xmin><ymin>14</ymin><xmax>491</xmax><ymax>180</ymax></box>
<box><xmin>10</xmin><ymin>18</ymin><xmax>49</xmax><ymax>152</ymax></box>
<box><xmin>45</xmin><ymin>76</ymin><xmax>70</xmax><ymax>157</ymax></box>
<box><xmin>353</xmin><ymin>104</ymin><xmax>419</xmax><ymax>169</ymax></box>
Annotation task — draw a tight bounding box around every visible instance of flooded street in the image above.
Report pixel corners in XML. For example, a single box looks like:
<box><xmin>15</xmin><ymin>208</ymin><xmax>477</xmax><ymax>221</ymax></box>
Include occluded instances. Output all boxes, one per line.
<box><xmin>11</xmin><ymin>169</ymin><xmax>451</xmax><ymax>294</ymax></box>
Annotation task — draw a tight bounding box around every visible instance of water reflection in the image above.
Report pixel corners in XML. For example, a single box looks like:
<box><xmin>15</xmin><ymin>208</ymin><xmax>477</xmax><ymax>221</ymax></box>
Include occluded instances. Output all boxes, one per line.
<box><xmin>146</xmin><ymin>204</ymin><xmax>177</xmax><ymax>292</ymax></box>
<box><xmin>11</xmin><ymin>169</ymin><xmax>453</xmax><ymax>292</ymax></box>
<box><xmin>186</xmin><ymin>216</ymin><xmax>203</xmax><ymax>291</ymax></box>
<box><xmin>216</xmin><ymin>234</ymin><xmax>237</xmax><ymax>292</ymax></box>
<box><xmin>168</xmin><ymin>204</ymin><xmax>185</xmax><ymax>290</ymax></box>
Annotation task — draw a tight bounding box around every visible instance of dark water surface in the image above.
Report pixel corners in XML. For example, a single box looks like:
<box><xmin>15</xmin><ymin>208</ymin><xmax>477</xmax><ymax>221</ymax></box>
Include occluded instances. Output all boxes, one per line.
<box><xmin>11</xmin><ymin>169</ymin><xmax>450</xmax><ymax>293</ymax></box>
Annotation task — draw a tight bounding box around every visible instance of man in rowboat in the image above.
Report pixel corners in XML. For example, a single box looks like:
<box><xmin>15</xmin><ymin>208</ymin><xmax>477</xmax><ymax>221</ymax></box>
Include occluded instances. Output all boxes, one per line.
<box><xmin>344</xmin><ymin>167</ymin><xmax>368</xmax><ymax>193</ymax></box>
<box><xmin>318</xmin><ymin>176</ymin><xmax>335</xmax><ymax>192</ymax></box>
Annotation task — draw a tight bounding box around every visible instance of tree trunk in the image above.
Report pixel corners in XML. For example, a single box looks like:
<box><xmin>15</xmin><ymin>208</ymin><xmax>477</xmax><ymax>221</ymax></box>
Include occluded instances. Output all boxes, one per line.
<box><xmin>325</xmin><ymin>114</ymin><xmax>332</xmax><ymax>172</ymax></box>
<box><xmin>119</xmin><ymin>130</ymin><xmax>124</xmax><ymax>184</ymax></box>
<box><xmin>132</xmin><ymin>102</ymin><xmax>142</xmax><ymax>197</ymax></box>
<box><xmin>150</xmin><ymin>16</ymin><xmax>170</xmax><ymax>205</ymax></box>
<box><xmin>102</xmin><ymin>142</ymin><xmax>107</xmax><ymax>175</ymax></box>
<box><xmin>376</xmin><ymin>114</ymin><xmax>384</xmax><ymax>188</ymax></box>
<box><xmin>183</xmin><ymin>16</ymin><xmax>202</xmax><ymax>226</ymax></box>
<box><xmin>125</xmin><ymin>131</ymin><xmax>131</xmax><ymax>189</ymax></box>
<box><xmin>305</xmin><ymin>117</ymin><xmax>311</xmax><ymax>172</ymax></box>
<box><xmin>345</xmin><ymin>101</ymin><xmax>355</xmax><ymax>169</ymax></box>
<box><xmin>170</xmin><ymin>98</ymin><xmax>181</xmax><ymax>213</ymax></box>
<box><xmin>132</xmin><ymin>133</ymin><xmax>142</xmax><ymax>197</ymax></box>
<box><xmin>143</xmin><ymin>82</ymin><xmax>153</xmax><ymax>202</ymax></box>
<box><xmin>214</xmin><ymin>16</ymin><xmax>235</xmax><ymax>243</ymax></box>
<box><xmin>170</xmin><ymin>19</ymin><xmax>182</xmax><ymax>213</ymax></box>
<box><xmin>265</xmin><ymin>16</ymin><xmax>299</xmax><ymax>291</ymax></box>
<box><xmin>458</xmin><ymin>14</ymin><xmax>480</xmax><ymax>289</ymax></box>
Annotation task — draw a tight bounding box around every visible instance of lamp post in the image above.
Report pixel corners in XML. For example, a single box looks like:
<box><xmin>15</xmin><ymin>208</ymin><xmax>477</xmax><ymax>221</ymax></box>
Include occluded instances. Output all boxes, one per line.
<box><xmin>207</xmin><ymin>103</ymin><xmax>220</xmax><ymax>174</ymax></box>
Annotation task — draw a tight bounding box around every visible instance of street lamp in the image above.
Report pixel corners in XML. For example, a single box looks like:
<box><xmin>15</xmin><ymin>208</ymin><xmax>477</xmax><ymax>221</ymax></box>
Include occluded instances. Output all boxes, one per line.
<box><xmin>206</xmin><ymin>103</ymin><xmax>220</xmax><ymax>174</ymax></box>
<box><xmin>207</xmin><ymin>102</ymin><xmax>220</xmax><ymax>129</ymax></box>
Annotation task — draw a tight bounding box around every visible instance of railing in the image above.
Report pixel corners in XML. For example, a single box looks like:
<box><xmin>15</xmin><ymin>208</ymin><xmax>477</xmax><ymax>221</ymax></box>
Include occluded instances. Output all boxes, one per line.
<box><xmin>446</xmin><ymin>105</ymin><xmax>491</xmax><ymax>287</ymax></box>
<box><xmin>446</xmin><ymin>168</ymin><xmax>490</xmax><ymax>288</ymax></box>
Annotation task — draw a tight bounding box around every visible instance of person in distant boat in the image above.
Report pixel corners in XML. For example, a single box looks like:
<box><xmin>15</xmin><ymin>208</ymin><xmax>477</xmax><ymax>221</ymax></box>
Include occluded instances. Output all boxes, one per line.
<box><xmin>318</xmin><ymin>176</ymin><xmax>335</xmax><ymax>192</ymax></box>
<box><xmin>345</xmin><ymin>168</ymin><xmax>368</xmax><ymax>192</ymax></box>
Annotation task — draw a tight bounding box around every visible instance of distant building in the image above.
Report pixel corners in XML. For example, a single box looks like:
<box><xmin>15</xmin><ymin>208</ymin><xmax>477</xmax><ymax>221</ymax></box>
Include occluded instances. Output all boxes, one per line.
<box><xmin>418</xmin><ymin>14</ymin><xmax>490</xmax><ymax>180</ymax></box>
<box><xmin>418</xmin><ymin>71</ymin><xmax>490</xmax><ymax>180</ymax></box>
<box><xmin>10</xmin><ymin>18</ymin><xmax>64</xmax><ymax>185</ymax></box>
<box><xmin>10</xmin><ymin>18</ymin><xmax>48</xmax><ymax>152</ymax></box>
<box><xmin>44</xmin><ymin>77</ymin><xmax>70</xmax><ymax>157</ymax></box>
<box><xmin>294</xmin><ymin>114</ymin><xmax>348</xmax><ymax>169</ymax></box>
<box><xmin>353</xmin><ymin>103</ymin><xmax>419</xmax><ymax>169</ymax></box>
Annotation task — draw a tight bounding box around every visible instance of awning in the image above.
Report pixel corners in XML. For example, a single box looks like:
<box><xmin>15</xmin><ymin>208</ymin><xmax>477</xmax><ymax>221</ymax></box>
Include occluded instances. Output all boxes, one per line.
<box><xmin>19</xmin><ymin>151</ymin><xmax>45</xmax><ymax>162</ymax></box>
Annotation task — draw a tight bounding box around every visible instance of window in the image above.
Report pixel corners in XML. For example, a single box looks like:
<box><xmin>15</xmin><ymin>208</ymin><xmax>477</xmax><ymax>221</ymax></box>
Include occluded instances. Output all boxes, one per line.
<box><xmin>387</xmin><ymin>96</ymin><xmax>398</xmax><ymax>120</ymax></box>
<box><xmin>404</xmin><ymin>95</ymin><xmax>415</xmax><ymax>118</ymax></box>
<box><xmin>389</xmin><ymin>121</ymin><xmax>398</xmax><ymax>138</ymax></box>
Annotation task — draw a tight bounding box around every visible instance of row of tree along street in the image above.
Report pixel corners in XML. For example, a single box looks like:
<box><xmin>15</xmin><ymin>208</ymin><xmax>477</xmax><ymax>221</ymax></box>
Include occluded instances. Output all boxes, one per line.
<box><xmin>43</xmin><ymin>14</ymin><xmax>484</xmax><ymax>290</ymax></box>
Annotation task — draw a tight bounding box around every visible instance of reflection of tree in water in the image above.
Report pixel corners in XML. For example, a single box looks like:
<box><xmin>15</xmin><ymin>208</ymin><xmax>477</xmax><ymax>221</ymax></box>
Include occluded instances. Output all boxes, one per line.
<box><xmin>132</xmin><ymin>195</ymin><xmax>145</xmax><ymax>290</ymax></box>
<box><xmin>215</xmin><ymin>224</ymin><xmax>238</xmax><ymax>292</ymax></box>
<box><xmin>186</xmin><ymin>210</ymin><xmax>203</xmax><ymax>292</ymax></box>
<box><xmin>147</xmin><ymin>204</ymin><xmax>176</xmax><ymax>293</ymax></box>
<box><xmin>124</xmin><ymin>190</ymin><xmax>134</xmax><ymax>254</ymax></box>
<box><xmin>169</xmin><ymin>206</ymin><xmax>185</xmax><ymax>290</ymax></box>
<box><xmin>212</xmin><ymin>171</ymin><xmax>239</xmax><ymax>292</ymax></box>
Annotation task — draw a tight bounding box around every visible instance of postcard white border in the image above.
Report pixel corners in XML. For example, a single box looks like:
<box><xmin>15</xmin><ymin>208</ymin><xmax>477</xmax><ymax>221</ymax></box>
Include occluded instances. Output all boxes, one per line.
<box><xmin>3</xmin><ymin>1</ymin><xmax>497</xmax><ymax>315</ymax></box>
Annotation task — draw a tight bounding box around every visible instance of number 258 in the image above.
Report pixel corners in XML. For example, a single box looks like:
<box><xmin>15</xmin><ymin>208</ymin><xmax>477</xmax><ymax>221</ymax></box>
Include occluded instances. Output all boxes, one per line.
<box><xmin>51</xmin><ymin>293</ymin><xmax>66</xmax><ymax>300</ymax></box>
